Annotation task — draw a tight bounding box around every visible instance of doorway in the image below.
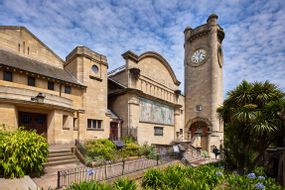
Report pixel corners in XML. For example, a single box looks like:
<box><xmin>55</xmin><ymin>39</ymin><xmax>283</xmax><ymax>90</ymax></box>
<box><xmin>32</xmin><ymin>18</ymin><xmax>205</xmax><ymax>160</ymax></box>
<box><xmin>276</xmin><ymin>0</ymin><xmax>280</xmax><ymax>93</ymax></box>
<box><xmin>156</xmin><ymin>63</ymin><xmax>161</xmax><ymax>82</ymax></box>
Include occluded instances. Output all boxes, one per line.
<box><xmin>109</xmin><ymin>122</ymin><xmax>118</xmax><ymax>140</ymax></box>
<box><xmin>190</xmin><ymin>121</ymin><xmax>209</xmax><ymax>151</ymax></box>
<box><xmin>18</xmin><ymin>112</ymin><xmax>47</xmax><ymax>137</ymax></box>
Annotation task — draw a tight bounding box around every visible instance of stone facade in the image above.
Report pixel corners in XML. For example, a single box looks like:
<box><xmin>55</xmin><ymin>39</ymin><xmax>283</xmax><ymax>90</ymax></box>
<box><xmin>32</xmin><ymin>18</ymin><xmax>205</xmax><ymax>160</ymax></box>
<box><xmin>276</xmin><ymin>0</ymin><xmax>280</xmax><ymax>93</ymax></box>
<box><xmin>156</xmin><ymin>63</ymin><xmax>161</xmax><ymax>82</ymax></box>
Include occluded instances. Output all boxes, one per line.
<box><xmin>184</xmin><ymin>14</ymin><xmax>224</xmax><ymax>152</ymax></box>
<box><xmin>108</xmin><ymin>51</ymin><xmax>184</xmax><ymax>145</ymax></box>
<box><xmin>0</xmin><ymin>14</ymin><xmax>224</xmax><ymax>151</ymax></box>
<box><xmin>0</xmin><ymin>26</ymin><xmax>111</xmax><ymax>145</ymax></box>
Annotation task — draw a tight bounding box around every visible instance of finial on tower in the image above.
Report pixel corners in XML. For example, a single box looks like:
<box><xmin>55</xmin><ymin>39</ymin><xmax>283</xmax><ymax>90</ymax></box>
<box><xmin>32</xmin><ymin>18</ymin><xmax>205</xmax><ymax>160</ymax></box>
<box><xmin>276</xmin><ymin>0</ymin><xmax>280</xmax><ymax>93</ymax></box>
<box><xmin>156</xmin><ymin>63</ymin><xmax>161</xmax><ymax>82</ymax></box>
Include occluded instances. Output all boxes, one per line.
<box><xmin>207</xmin><ymin>13</ymin><xmax>218</xmax><ymax>25</ymax></box>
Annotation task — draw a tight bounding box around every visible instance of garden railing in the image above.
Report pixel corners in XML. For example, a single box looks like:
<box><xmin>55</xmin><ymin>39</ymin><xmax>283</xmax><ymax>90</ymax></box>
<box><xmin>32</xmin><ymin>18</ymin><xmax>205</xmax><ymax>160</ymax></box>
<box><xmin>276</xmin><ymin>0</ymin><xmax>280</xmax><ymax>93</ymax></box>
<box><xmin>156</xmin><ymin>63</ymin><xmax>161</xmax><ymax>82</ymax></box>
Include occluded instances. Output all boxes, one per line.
<box><xmin>57</xmin><ymin>155</ymin><xmax>176</xmax><ymax>188</ymax></box>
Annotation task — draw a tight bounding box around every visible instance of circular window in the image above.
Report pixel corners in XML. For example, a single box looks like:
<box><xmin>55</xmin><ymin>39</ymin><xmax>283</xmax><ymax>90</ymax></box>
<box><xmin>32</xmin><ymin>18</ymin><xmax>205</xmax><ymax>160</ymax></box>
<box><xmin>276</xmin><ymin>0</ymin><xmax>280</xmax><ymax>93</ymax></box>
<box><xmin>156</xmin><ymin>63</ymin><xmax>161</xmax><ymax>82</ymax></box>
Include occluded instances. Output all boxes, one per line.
<box><xmin>92</xmin><ymin>65</ymin><xmax>99</xmax><ymax>73</ymax></box>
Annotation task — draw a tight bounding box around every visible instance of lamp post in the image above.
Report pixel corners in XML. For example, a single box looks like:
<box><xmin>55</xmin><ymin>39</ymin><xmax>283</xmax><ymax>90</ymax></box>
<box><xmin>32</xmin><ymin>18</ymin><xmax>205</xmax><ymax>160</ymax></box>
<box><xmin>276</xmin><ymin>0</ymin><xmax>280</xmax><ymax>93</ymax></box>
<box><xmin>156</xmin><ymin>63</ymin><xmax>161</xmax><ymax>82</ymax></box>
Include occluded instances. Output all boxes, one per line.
<box><xmin>31</xmin><ymin>92</ymin><xmax>46</xmax><ymax>103</ymax></box>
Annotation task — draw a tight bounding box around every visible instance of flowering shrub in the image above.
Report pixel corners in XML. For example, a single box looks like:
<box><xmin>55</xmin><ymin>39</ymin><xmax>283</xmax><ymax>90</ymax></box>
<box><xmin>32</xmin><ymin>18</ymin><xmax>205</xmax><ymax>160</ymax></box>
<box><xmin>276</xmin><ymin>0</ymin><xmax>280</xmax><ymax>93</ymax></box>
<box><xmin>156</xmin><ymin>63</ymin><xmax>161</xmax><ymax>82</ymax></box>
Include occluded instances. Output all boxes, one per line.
<box><xmin>255</xmin><ymin>182</ymin><xmax>265</xmax><ymax>190</ymax></box>
<box><xmin>66</xmin><ymin>164</ymin><xmax>284</xmax><ymax>190</ymax></box>
<box><xmin>226</xmin><ymin>171</ymin><xmax>283</xmax><ymax>190</ymax></box>
<box><xmin>247</xmin><ymin>172</ymin><xmax>256</xmax><ymax>179</ymax></box>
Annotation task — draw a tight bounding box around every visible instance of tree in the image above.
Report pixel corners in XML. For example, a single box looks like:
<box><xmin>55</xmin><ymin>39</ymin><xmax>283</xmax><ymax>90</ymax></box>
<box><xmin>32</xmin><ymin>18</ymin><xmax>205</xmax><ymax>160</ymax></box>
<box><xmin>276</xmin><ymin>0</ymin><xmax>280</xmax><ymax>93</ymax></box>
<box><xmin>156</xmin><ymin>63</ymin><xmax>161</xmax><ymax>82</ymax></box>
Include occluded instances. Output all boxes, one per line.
<box><xmin>217</xmin><ymin>80</ymin><xmax>285</xmax><ymax>174</ymax></box>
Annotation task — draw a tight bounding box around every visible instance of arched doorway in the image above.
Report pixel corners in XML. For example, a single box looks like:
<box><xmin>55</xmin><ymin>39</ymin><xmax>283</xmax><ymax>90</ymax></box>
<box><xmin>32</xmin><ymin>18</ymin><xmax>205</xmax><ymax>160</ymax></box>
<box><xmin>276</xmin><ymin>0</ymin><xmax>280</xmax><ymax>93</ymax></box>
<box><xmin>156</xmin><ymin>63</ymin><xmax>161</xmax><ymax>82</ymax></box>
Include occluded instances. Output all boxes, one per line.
<box><xmin>189</xmin><ymin>121</ymin><xmax>209</xmax><ymax>151</ymax></box>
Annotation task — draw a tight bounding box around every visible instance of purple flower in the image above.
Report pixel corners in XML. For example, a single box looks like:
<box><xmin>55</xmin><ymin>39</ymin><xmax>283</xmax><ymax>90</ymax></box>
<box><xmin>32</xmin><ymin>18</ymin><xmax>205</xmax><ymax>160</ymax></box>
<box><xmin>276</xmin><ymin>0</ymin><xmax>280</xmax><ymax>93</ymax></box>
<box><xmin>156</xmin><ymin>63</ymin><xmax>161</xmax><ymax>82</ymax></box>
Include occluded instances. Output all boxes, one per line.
<box><xmin>247</xmin><ymin>172</ymin><xmax>256</xmax><ymax>179</ymax></box>
<box><xmin>87</xmin><ymin>168</ymin><xmax>95</xmax><ymax>176</ymax></box>
<box><xmin>258</xmin><ymin>176</ymin><xmax>266</xmax><ymax>180</ymax></box>
<box><xmin>255</xmin><ymin>182</ymin><xmax>265</xmax><ymax>190</ymax></box>
<box><xmin>216</xmin><ymin>171</ymin><xmax>223</xmax><ymax>176</ymax></box>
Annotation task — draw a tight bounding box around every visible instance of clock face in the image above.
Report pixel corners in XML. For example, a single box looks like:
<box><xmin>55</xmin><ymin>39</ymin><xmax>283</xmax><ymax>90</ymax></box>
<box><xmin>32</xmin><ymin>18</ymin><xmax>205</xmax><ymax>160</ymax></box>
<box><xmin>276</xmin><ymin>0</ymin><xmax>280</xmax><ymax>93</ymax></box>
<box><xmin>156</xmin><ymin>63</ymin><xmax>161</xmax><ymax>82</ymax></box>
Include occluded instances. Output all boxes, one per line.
<box><xmin>191</xmin><ymin>49</ymin><xmax>207</xmax><ymax>64</ymax></box>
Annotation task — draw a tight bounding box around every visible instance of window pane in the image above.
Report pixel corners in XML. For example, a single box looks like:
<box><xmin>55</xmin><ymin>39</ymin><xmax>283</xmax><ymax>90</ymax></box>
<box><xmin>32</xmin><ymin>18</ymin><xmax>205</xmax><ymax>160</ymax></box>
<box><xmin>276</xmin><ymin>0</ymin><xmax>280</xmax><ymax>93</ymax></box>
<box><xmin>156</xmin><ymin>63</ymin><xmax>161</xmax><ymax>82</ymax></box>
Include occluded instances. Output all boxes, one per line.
<box><xmin>154</xmin><ymin>127</ymin><xmax>163</xmax><ymax>136</ymax></box>
<box><xmin>64</xmin><ymin>86</ymin><xmax>71</xmax><ymax>94</ymax></box>
<box><xmin>87</xmin><ymin>119</ymin><xmax>91</xmax><ymax>128</ymax></box>
<box><xmin>73</xmin><ymin>118</ymin><xmax>77</xmax><ymax>129</ymax></box>
<box><xmin>48</xmin><ymin>81</ymin><xmax>54</xmax><ymax>90</ymax></box>
<box><xmin>22</xmin><ymin>114</ymin><xmax>32</xmax><ymax>124</ymax></box>
<box><xmin>97</xmin><ymin>120</ymin><xmax>101</xmax><ymax>129</ymax></box>
<box><xmin>87</xmin><ymin>119</ymin><xmax>103</xmax><ymax>129</ymax></box>
<box><xmin>62</xmin><ymin>115</ymin><xmax>68</xmax><ymax>129</ymax></box>
<box><xmin>28</xmin><ymin>77</ymin><xmax>35</xmax><ymax>86</ymax></box>
<box><xmin>3</xmin><ymin>71</ymin><xmax>12</xmax><ymax>82</ymax></box>
<box><xmin>35</xmin><ymin>116</ymin><xmax>45</xmax><ymax>124</ymax></box>
<box><xmin>92</xmin><ymin>120</ymin><xmax>96</xmax><ymax>128</ymax></box>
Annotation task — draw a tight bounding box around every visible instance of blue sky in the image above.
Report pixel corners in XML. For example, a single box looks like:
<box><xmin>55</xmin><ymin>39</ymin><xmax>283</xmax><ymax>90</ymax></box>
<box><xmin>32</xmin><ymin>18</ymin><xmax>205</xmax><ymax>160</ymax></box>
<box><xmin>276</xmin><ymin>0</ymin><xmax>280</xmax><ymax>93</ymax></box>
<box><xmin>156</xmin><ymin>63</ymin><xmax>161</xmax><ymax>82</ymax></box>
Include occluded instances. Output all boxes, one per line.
<box><xmin>0</xmin><ymin>0</ymin><xmax>284</xmax><ymax>94</ymax></box>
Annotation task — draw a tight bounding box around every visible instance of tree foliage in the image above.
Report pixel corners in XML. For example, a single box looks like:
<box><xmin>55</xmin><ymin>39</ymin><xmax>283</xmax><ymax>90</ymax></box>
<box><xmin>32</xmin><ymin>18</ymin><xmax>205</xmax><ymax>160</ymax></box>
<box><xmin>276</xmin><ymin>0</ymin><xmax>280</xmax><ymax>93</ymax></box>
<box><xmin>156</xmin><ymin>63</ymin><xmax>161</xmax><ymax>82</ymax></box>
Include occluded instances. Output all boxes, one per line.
<box><xmin>217</xmin><ymin>80</ymin><xmax>285</xmax><ymax>173</ymax></box>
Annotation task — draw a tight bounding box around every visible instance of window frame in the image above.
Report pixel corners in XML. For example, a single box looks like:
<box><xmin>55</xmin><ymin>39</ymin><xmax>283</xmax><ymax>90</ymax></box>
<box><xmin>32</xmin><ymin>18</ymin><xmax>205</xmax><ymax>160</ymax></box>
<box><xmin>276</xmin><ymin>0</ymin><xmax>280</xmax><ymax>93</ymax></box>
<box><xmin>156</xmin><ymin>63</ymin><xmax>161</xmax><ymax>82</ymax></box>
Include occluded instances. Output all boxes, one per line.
<box><xmin>48</xmin><ymin>81</ymin><xmax>54</xmax><ymax>90</ymax></box>
<box><xmin>62</xmin><ymin>115</ymin><xmax>69</xmax><ymax>130</ymax></box>
<box><xmin>27</xmin><ymin>76</ymin><xmax>36</xmax><ymax>87</ymax></box>
<box><xmin>154</xmin><ymin>126</ymin><xmax>164</xmax><ymax>136</ymax></box>
<box><xmin>64</xmin><ymin>85</ymin><xmax>71</xmax><ymax>94</ymax></box>
<box><xmin>3</xmin><ymin>71</ymin><xmax>12</xmax><ymax>82</ymax></box>
<box><xmin>87</xmin><ymin>119</ymin><xmax>103</xmax><ymax>131</ymax></box>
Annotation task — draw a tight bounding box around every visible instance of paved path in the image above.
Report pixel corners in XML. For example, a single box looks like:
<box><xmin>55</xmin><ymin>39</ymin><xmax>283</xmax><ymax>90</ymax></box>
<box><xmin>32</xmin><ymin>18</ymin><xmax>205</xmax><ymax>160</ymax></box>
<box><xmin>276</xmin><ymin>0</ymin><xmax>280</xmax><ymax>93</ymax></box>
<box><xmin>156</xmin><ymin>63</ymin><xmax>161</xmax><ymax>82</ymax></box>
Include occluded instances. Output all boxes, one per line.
<box><xmin>188</xmin><ymin>158</ymin><xmax>221</xmax><ymax>167</ymax></box>
<box><xmin>32</xmin><ymin>163</ymin><xmax>83</xmax><ymax>190</ymax></box>
<box><xmin>0</xmin><ymin>176</ymin><xmax>38</xmax><ymax>190</ymax></box>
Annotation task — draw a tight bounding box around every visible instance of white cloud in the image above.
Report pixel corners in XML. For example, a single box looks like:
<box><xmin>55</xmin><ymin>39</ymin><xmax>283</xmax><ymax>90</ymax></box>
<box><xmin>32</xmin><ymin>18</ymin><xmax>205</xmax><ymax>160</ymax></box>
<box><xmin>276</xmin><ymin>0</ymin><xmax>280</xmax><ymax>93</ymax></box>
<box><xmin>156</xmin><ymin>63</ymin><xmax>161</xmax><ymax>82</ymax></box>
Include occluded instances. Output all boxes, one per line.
<box><xmin>0</xmin><ymin>0</ymin><xmax>284</xmax><ymax>94</ymax></box>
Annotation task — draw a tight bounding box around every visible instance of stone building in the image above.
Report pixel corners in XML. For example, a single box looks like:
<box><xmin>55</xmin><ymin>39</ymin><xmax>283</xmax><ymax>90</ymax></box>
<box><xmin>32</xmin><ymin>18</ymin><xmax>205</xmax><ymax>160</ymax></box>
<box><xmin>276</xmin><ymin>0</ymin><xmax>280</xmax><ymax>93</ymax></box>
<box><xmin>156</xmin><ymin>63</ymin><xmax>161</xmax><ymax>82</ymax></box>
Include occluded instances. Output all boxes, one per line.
<box><xmin>184</xmin><ymin>14</ymin><xmax>224</xmax><ymax>151</ymax></box>
<box><xmin>0</xmin><ymin>14</ymin><xmax>224</xmax><ymax>153</ymax></box>
<box><xmin>0</xmin><ymin>26</ymin><xmax>111</xmax><ymax>145</ymax></box>
<box><xmin>108</xmin><ymin>51</ymin><xmax>185</xmax><ymax>145</ymax></box>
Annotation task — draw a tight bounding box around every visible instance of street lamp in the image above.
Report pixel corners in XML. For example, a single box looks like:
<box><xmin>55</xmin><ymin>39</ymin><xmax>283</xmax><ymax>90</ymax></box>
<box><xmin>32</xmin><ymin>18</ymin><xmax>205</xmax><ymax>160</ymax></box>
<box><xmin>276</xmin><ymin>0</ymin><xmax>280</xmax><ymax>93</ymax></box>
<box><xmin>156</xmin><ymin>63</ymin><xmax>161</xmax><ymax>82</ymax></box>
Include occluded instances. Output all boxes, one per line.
<box><xmin>31</xmin><ymin>92</ymin><xmax>46</xmax><ymax>103</ymax></box>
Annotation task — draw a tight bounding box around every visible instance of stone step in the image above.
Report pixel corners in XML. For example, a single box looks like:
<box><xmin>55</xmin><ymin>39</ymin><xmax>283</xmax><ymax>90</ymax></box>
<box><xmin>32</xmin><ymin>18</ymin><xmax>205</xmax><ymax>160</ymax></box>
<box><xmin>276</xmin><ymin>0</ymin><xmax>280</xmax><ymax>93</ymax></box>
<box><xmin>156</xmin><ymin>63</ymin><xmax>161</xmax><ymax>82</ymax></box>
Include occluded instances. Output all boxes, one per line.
<box><xmin>44</xmin><ymin>158</ymin><xmax>80</xmax><ymax>167</ymax></box>
<box><xmin>48</xmin><ymin>151</ymin><xmax>74</xmax><ymax>157</ymax></box>
<box><xmin>48</xmin><ymin>155</ymin><xmax>77</xmax><ymax>162</ymax></box>
<box><xmin>48</xmin><ymin>149</ymin><xmax>71</xmax><ymax>154</ymax></box>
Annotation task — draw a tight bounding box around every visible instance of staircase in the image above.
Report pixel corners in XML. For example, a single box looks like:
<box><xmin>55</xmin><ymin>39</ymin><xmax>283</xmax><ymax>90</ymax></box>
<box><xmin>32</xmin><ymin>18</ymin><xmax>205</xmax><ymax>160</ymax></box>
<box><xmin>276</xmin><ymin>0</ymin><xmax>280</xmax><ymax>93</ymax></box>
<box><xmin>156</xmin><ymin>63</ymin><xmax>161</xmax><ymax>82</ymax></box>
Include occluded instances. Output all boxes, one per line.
<box><xmin>44</xmin><ymin>146</ymin><xmax>81</xmax><ymax>167</ymax></box>
<box><xmin>178</xmin><ymin>142</ymin><xmax>202</xmax><ymax>165</ymax></box>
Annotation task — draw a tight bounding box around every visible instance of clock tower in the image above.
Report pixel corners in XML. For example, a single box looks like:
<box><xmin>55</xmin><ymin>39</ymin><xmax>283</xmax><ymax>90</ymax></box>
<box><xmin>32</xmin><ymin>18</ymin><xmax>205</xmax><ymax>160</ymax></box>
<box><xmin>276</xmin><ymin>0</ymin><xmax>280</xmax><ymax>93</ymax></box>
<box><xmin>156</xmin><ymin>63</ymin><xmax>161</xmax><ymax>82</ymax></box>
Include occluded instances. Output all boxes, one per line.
<box><xmin>184</xmin><ymin>14</ymin><xmax>225</xmax><ymax>154</ymax></box>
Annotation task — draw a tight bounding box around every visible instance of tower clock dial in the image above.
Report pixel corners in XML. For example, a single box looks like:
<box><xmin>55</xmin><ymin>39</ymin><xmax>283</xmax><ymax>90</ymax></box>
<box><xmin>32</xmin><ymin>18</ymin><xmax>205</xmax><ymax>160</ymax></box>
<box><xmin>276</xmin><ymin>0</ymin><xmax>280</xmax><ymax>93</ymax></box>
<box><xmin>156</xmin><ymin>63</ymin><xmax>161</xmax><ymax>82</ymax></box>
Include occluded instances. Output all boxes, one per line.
<box><xmin>191</xmin><ymin>49</ymin><xmax>207</xmax><ymax>65</ymax></box>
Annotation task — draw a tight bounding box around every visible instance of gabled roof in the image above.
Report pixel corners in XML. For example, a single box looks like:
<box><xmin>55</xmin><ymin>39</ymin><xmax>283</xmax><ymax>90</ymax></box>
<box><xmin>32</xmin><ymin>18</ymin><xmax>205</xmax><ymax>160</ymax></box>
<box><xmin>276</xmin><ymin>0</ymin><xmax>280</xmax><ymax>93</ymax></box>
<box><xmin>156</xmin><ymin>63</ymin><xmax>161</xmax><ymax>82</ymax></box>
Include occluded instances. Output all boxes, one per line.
<box><xmin>108</xmin><ymin>78</ymin><xmax>127</xmax><ymax>89</ymax></box>
<box><xmin>0</xmin><ymin>49</ymin><xmax>85</xmax><ymax>87</ymax></box>
<box><xmin>106</xmin><ymin>109</ymin><xmax>121</xmax><ymax>120</ymax></box>
<box><xmin>0</xmin><ymin>26</ymin><xmax>65</xmax><ymax>64</ymax></box>
<box><xmin>108</xmin><ymin>65</ymin><xmax>126</xmax><ymax>77</ymax></box>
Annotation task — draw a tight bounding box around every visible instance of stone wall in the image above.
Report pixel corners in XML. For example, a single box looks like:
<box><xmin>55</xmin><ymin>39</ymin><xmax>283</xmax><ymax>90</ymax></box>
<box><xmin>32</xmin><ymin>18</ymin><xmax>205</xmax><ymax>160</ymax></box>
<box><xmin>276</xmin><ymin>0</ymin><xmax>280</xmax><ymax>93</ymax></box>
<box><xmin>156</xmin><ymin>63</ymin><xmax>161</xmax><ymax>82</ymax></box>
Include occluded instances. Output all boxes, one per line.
<box><xmin>0</xmin><ymin>26</ymin><xmax>64</xmax><ymax>68</ymax></box>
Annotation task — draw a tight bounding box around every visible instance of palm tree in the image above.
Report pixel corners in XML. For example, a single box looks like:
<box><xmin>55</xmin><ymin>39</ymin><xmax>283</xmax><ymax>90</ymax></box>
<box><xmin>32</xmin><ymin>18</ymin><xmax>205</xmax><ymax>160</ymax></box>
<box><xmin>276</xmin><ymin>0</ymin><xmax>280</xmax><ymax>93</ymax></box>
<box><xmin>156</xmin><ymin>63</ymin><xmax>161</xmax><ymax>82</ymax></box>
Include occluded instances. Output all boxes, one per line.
<box><xmin>217</xmin><ymin>80</ymin><xmax>285</xmax><ymax>174</ymax></box>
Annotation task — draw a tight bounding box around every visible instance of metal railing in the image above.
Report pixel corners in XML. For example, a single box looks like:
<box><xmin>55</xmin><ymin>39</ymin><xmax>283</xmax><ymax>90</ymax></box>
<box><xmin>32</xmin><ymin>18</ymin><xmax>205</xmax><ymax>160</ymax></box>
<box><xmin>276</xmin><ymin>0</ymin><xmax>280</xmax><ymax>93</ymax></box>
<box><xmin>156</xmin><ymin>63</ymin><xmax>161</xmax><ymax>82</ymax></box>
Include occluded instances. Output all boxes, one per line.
<box><xmin>57</xmin><ymin>155</ymin><xmax>175</xmax><ymax>188</ymax></box>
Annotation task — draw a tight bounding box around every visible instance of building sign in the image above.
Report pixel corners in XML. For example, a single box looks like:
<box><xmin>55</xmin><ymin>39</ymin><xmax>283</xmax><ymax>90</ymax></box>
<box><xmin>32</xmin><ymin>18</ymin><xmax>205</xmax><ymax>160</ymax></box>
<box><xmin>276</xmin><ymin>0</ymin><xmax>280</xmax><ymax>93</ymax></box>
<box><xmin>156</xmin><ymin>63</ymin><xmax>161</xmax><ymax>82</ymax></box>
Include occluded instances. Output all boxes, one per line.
<box><xmin>139</xmin><ymin>98</ymin><xmax>174</xmax><ymax>125</ymax></box>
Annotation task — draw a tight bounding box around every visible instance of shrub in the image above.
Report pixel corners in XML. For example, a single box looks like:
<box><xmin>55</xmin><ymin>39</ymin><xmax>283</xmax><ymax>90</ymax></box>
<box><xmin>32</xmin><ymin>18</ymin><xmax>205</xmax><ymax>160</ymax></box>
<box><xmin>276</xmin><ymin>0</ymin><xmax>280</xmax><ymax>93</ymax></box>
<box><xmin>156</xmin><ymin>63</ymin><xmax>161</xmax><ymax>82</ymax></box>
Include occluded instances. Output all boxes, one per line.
<box><xmin>226</xmin><ymin>172</ymin><xmax>284</xmax><ymax>190</ymax></box>
<box><xmin>85</xmin><ymin>139</ymin><xmax>116</xmax><ymax>161</ymax></box>
<box><xmin>162</xmin><ymin>165</ymin><xmax>187</xmax><ymax>189</ymax></box>
<box><xmin>122</xmin><ymin>142</ymin><xmax>141</xmax><ymax>157</ymax></box>
<box><xmin>113</xmin><ymin>178</ymin><xmax>137</xmax><ymax>190</ymax></box>
<box><xmin>141</xmin><ymin>168</ymin><xmax>164</xmax><ymax>189</ymax></box>
<box><xmin>139</xmin><ymin>144</ymin><xmax>157</xmax><ymax>159</ymax></box>
<box><xmin>0</xmin><ymin>128</ymin><xmax>48</xmax><ymax>178</ymax></box>
<box><xmin>66</xmin><ymin>181</ymin><xmax>111</xmax><ymax>190</ymax></box>
<box><xmin>122</xmin><ymin>135</ymin><xmax>136</xmax><ymax>144</ymax></box>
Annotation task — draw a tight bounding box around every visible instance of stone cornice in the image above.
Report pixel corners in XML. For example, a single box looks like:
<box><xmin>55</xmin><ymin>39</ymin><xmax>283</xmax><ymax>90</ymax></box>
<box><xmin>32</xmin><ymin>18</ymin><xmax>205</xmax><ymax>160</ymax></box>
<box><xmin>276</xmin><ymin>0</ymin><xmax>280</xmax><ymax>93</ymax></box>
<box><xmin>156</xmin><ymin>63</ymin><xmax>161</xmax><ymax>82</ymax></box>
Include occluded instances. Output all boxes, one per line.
<box><xmin>65</xmin><ymin>46</ymin><xmax>108</xmax><ymax>67</ymax></box>
<box><xmin>188</xmin><ymin>30</ymin><xmax>210</xmax><ymax>43</ymax></box>
<box><xmin>122</xmin><ymin>50</ymin><xmax>181</xmax><ymax>86</ymax></box>
<box><xmin>108</xmin><ymin>88</ymin><xmax>182</xmax><ymax>109</ymax></box>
